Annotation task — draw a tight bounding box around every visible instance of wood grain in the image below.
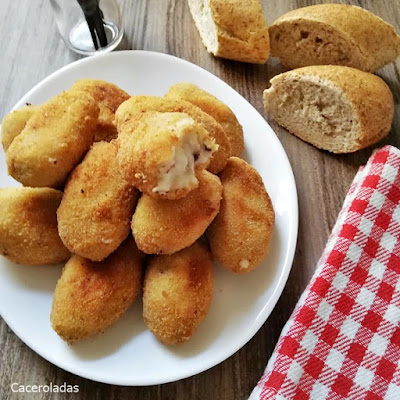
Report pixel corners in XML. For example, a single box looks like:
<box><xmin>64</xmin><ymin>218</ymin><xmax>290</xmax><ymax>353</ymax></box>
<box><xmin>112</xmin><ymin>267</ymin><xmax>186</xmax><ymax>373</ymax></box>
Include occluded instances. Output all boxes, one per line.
<box><xmin>0</xmin><ymin>0</ymin><xmax>399</xmax><ymax>399</ymax></box>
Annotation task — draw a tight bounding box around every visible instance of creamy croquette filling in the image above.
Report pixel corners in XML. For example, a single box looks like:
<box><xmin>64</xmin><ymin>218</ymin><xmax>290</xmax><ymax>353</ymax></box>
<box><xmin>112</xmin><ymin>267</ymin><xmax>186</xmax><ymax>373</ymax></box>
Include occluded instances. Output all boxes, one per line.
<box><xmin>153</xmin><ymin>117</ymin><xmax>217</xmax><ymax>194</ymax></box>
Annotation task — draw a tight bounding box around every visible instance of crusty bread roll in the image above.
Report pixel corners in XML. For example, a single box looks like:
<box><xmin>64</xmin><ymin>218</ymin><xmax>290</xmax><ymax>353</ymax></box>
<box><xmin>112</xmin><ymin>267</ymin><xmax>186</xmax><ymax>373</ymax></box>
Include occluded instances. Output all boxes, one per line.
<box><xmin>269</xmin><ymin>4</ymin><xmax>400</xmax><ymax>72</ymax></box>
<box><xmin>263</xmin><ymin>66</ymin><xmax>394</xmax><ymax>154</ymax></box>
<box><xmin>188</xmin><ymin>0</ymin><xmax>269</xmax><ymax>64</ymax></box>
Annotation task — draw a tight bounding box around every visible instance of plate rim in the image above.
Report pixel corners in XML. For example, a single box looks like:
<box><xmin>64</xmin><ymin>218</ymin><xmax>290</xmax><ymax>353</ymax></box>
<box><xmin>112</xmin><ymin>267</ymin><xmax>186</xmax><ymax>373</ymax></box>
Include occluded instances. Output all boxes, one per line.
<box><xmin>0</xmin><ymin>50</ymin><xmax>299</xmax><ymax>386</ymax></box>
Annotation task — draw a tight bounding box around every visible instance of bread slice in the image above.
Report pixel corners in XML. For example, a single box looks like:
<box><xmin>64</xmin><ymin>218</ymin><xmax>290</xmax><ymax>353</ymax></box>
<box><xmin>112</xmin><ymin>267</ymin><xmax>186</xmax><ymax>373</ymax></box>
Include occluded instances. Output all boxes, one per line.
<box><xmin>263</xmin><ymin>66</ymin><xmax>394</xmax><ymax>154</ymax></box>
<box><xmin>269</xmin><ymin>4</ymin><xmax>400</xmax><ymax>72</ymax></box>
<box><xmin>188</xmin><ymin>0</ymin><xmax>269</xmax><ymax>64</ymax></box>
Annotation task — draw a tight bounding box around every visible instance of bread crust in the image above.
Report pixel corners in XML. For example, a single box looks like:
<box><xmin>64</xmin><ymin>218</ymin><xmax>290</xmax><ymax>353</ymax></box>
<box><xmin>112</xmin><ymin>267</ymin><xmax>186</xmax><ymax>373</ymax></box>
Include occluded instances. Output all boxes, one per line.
<box><xmin>269</xmin><ymin>4</ymin><xmax>400</xmax><ymax>72</ymax></box>
<box><xmin>264</xmin><ymin>66</ymin><xmax>394</xmax><ymax>153</ymax></box>
<box><xmin>189</xmin><ymin>0</ymin><xmax>270</xmax><ymax>64</ymax></box>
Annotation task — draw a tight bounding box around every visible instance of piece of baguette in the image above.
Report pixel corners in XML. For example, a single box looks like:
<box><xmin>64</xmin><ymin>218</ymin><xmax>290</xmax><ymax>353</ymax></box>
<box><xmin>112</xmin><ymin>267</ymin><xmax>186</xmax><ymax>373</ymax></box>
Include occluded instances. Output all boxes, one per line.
<box><xmin>188</xmin><ymin>0</ymin><xmax>269</xmax><ymax>64</ymax></box>
<box><xmin>263</xmin><ymin>66</ymin><xmax>394</xmax><ymax>154</ymax></box>
<box><xmin>269</xmin><ymin>4</ymin><xmax>400</xmax><ymax>72</ymax></box>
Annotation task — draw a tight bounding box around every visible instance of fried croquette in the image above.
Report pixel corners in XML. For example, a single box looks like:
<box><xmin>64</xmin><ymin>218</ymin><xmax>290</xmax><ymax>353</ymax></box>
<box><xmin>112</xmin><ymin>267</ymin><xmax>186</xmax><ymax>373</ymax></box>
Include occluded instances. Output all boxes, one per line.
<box><xmin>0</xmin><ymin>187</ymin><xmax>70</xmax><ymax>265</ymax></box>
<box><xmin>6</xmin><ymin>90</ymin><xmax>99</xmax><ymax>188</ymax></box>
<box><xmin>57</xmin><ymin>141</ymin><xmax>139</xmax><ymax>261</ymax></box>
<box><xmin>1</xmin><ymin>105</ymin><xmax>38</xmax><ymax>151</ymax></box>
<box><xmin>117</xmin><ymin>111</ymin><xmax>218</xmax><ymax>199</ymax></box>
<box><xmin>166</xmin><ymin>83</ymin><xmax>244</xmax><ymax>157</ymax></box>
<box><xmin>132</xmin><ymin>170</ymin><xmax>222</xmax><ymax>254</ymax></box>
<box><xmin>115</xmin><ymin>95</ymin><xmax>231</xmax><ymax>174</ymax></box>
<box><xmin>51</xmin><ymin>237</ymin><xmax>143</xmax><ymax>343</ymax></box>
<box><xmin>143</xmin><ymin>241</ymin><xmax>213</xmax><ymax>344</ymax></box>
<box><xmin>207</xmin><ymin>157</ymin><xmax>275</xmax><ymax>274</ymax></box>
<box><xmin>70</xmin><ymin>79</ymin><xmax>130</xmax><ymax>142</ymax></box>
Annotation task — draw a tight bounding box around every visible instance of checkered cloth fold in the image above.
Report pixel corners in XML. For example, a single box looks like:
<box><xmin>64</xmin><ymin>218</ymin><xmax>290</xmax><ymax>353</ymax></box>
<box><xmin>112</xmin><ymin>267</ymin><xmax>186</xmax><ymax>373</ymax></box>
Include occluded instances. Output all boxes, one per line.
<box><xmin>250</xmin><ymin>145</ymin><xmax>400</xmax><ymax>400</ymax></box>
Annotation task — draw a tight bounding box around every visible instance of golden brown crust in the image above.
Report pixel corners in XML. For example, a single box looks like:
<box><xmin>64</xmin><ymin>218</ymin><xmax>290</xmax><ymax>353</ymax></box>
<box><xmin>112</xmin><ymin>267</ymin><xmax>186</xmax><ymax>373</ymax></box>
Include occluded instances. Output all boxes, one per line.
<box><xmin>189</xmin><ymin>0</ymin><xmax>269</xmax><ymax>63</ymax></box>
<box><xmin>0</xmin><ymin>187</ymin><xmax>70</xmax><ymax>265</ymax></box>
<box><xmin>6</xmin><ymin>91</ymin><xmax>99</xmax><ymax>188</ymax></box>
<box><xmin>264</xmin><ymin>66</ymin><xmax>394</xmax><ymax>153</ymax></box>
<box><xmin>210</xmin><ymin>0</ymin><xmax>270</xmax><ymax>63</ymax></box>
<box><xmin>115</xmin><ymin>95</ymin><xmax>230</xmax><ymax>174</ymax></box>
<box><xmin>71</xmin><ymin>79</ymin><xmax>130</xmax><ymax>142</ymax></box>
<box><xmin>207</xmin><ymin>157</ymin><xmax>274</xmax><ymax>273</ymax></box>
<box><xmin>1</xmin><ymin>105</ymin><xmax>38</xmax><ymax>151</ymax></box>
<box><xmin>143</xmin><ymin>241</ymin><xmax>213</xmax><ymax>344</ymax></box>
<box><xmin>132</xmin><ymin>170</ymin><xmax>222</xmax><ymax>254</ymax></box>
<box><xmin>50</xmin><ymin>237</ymin><xmax>143</xmax><ymax>343</ymax></box>
<box><xmin>166</xmin><ymin>83</ymin><xmax>244</xmax><ymax>157</ymax></box>
<box><xmin>57</xmin><ymin>141</ymin><xmax>139</xmax><ymax>261</ymax></box>
<box><xmin>269</xmin><ymin>4</ymin><xmax>400</xmax><ymax>72</ymax></box>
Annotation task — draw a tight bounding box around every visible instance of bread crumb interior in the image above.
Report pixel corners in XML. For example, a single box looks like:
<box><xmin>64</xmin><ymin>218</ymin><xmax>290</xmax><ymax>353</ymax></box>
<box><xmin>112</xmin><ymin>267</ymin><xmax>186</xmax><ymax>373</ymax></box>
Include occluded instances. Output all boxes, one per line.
<box><xmin>264</xmin><ymin>75</ymin><xmax>360</xmax><ymax>152</ymax></box>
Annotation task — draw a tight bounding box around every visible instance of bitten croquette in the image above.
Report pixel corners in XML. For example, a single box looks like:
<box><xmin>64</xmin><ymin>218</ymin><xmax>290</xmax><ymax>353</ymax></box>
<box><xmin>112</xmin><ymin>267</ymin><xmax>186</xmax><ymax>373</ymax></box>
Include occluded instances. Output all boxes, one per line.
<box><xmin>117</xmin><ymin>111</ymin><xmax>218</xmax><ymax>199</ymax></box>
<box><xmin>166</xmin><ymin>83</ymin><xmax>244</xmax><ymax>157</ymax></box>
<box><xmin>115</xmin><ymin>95</ymin><xmax>231</xmax><ymax>174</ymax></box>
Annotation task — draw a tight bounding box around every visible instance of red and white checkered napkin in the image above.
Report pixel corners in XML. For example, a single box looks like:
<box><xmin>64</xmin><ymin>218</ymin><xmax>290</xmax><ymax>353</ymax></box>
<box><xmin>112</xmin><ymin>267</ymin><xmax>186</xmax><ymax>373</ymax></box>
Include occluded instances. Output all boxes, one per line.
<box><xmin>250</xmin><ymin>145</ymin><xmax>400</xmax><ymax>400</ymax></box>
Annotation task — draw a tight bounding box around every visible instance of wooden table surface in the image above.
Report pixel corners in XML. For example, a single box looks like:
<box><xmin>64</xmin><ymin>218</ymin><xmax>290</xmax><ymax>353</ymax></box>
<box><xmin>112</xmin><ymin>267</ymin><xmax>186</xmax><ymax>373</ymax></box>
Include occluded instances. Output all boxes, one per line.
<box><xmin>0</xmin><ymin>0</ymin><xmax>399</xmax><ymax>399</ymax></box>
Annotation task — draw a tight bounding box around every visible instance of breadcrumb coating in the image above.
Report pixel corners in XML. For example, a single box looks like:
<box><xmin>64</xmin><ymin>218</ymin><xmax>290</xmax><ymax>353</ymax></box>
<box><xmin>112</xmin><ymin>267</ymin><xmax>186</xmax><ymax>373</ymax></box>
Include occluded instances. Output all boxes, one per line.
<box><xmin>115</xmin><ymin>95</ymin><xmax>231</xmax><ymax>174</ymax></box>
<box><xmin>1</xmin><ymin>105</ymin><xmax>37</xmax><ymax>151</ymax></box>
<box><xmin>51</xmin><ymin>237</ymin><xmax>143</xmax><ymax>343</ymax></box>
<box><xmin>0</xmin><ymin>187</ymin><xmax>70</xmax><ymax>265</ymax></box>
<box><xmin>207</xmin><ymin>157</ymin><xmax>275</xmax><ymax>273</ymax></box>
<box><xmin>58</xmin><ymin>141</ymin><xmax>139</xmax><ymax>261</ymax></box>
<box><xmin>71</xmin><ymin>79</ymin><xmax>129</xmax><ymax>142</ymax></box>
<box><xmin>6</xmin><ymin>90</ymin><xmax>99</xmax><ymax>188</ymax></box>
<box><xmin>143</xmin><ymin>241</ymin><xmax>213</xmax><ymax>344</ymax></box>
<box><xmin>132</xmin><ymin>170</ymin><xmax>222</xmax><ymax>254</ymax></box>
<box><xmin>117</xmin><ymin>111</ymin><xmax>217</xmax><ymax>199</ymax></box>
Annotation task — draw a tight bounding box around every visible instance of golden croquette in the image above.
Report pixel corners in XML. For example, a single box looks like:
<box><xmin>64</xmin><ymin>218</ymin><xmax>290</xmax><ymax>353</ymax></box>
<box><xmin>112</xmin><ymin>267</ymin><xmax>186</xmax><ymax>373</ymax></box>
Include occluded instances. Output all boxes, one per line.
<box><xmin>143</xmin><ymin>241</ymin><xmax>213</xmax><ymax>344</ymax></box>
<box><xmin>0</xmin><ymin>187</ymin><xmax>70</xmax><ymax>265</ymax></box>
<box><xmin>207</xmin><ymin>157</ymin><xmax>275</xmax><ymax>274</ymax></box>
<box><xmin>115</xmin><ymin>95</ymin><xmax>231</xmax><ymax>174</ymax></box>
<box><xmin>6</xmin><ymin>90</ymin><xmax>99</xmax><ymax>188</ymax></box>
<box><xmin>132</xmin><ymin>170</ymin><xmax>222</xmax><ymax>255</ymax></box>
<box><xmin>1</xmin><ymin>105</ymin><xmax>38</xmax><ymax>151</ymax></box>
<box><xmin>50</xmin><ymin>237</ymin><xmax>143</xmax><ymax>343</ymax></box>
<box><xmin>57</xmin><ymin>141</ymin><xmax>139</xmax><ymax>262</ymax></box>
<box><xmin>70</xmin><ymin>79</ymin><xmax>129</xmax><ymax>142</ymax></box>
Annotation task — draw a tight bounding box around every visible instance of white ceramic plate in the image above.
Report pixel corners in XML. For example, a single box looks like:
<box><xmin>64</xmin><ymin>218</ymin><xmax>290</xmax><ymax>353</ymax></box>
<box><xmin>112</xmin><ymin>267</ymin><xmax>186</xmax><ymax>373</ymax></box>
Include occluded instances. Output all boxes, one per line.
<box><xmin>0</xmin><ymin>51</ymin><xmax>298</xmax><ymax>386</ymax></box>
